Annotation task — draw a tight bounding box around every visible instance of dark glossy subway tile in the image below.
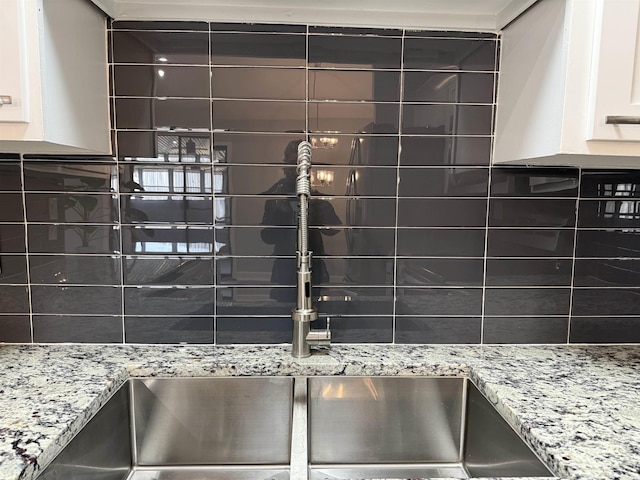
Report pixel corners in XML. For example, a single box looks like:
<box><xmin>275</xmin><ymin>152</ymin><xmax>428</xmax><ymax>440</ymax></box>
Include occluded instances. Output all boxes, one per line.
<box><xmin>212</xmin><ymin>133</ymin><xmax>309</xmax><ymax>164</ymax></box>
<box><xmin>0</xmin><ymin>286</ymin><xmax>29</xmax><ymax>313</ymax></box>
<box><xmin>403</xmin><ymin>71</ymin><xmax>494</xmax><ymax>103</ymax></box>
<box><xmin>215</xmin><ymin>227</ymin><xmax>295</xmax><ymax>256</ymax></box>
<box><xmin>403</xmin><ymin>37</ymin><xmax>497</xmax><ymax>71</ymax></box>
<box><xmin>398</xmin><ymin>168</ymin><xmax>489</xmax><ymax>197</ymax></box>
<box><xmin>402</xmin><ymin>104</ymin><xmax>493</xmax><ymax>135</ymax></box>
<box><xmin>484</xmin><ymin>288</ymin><xmax>571</xmax><ymax>316</ymax></box>
<box><xmin>112</xmin><ymin>21</ymin><xmax>209</xmax><ymax>31</ymax></box>
<box><xmin>212</xmin><ymin>23</ymin><xmax>305</xmax><ymax>33</ymax></box>
<box><xmin>113</xmin><ymin>65</ymin><xmax>211</xmax><ymax>98</ymax></box>
<box><xmin>486</xmin><ymin>258</ymin><xmax>572</xmax><ymax>286</ymax></box>
<box><xmin>0</xmin><ymin>194</ymin><xmax>24</xmax><ymax>222</ymax></box>
<box><xmin>0</xmin><ymin>225</ymin><xmax>26</xmax><ymax>253</ymax></box>
<box><xmin>216</xmin><ymin>286</ymin><xmax>295</xmax><ymax>315</ymax></box>
<box><xmin>33</xmin><ymin>316</ymin><xmax>123</xmax><ymax>343</ymax></box>
<box><xmin>309</xmin><ymin>26</ymin><xmax>402</xmax><ymax>36</ymax></box>
<box><xmin>578</xmin><ymin>199</ymin><xmax>640</xmax><ymax>228</ymax></box>
<box><xmin>315</xmin><ymin>134</ymin><xmax>398</xmax><ymax>166</ymax></box>
<box><xmin>125</xmin><ymin>286</ymin><xmax>214</xmax><ymax>316</ymax></box>
<box><xmin>483</xmin><ymin>317</ymin><xmax>569</xmax><ymax>344</ymax></box>
<box><xmin>26</xmin><ymin>193</ymin><xmax>118</xmax><ymax>224</ymax></box>
<box><xmin>24</xmin><ymin>162</ymin><xmax>116</xmax><ymax>192</ymax></box>
<box><xmin>115</xmin><ymin>98</ymin><xmax>211</xmax><ymax>130</ymax></box>
<box><xmin>569</xmin><ymin>317</ymin><xmax>640</xmax><ymax>343</ymax></box>
<box><xmin>395</xmin><ymin>317</ymin><xmax>482</xmax><ymax>344</ymax></box>
<box><xmin>120</xmin><ymin>194</ymin><xmax>213</xmax><ymax>224</ymax></box>
<box><xmin>212</xmin><ymin>100</ymin><xmax>305</xmax><ymax>132</ymax></box>
<box><xmin>125</xmin><ymin>316</ymin><xmax>213</xmax><ymax>344</ymax></box>
<box><xmin>572</xmin><ymin>288</ymin><xmax>640</xmax><ymax>316</ymax></box>
<box><xmin>397</xmin><ymin>258</ymin><xmax>484</xmax><ymax>287</ymax></box>
<box><xmin>0</xmin><ymin>154</ymin><xmax>20</xmax><ymax>160</ymax></box>
<box><xmin>29</xmin><ymin>255</ymin><xmax>121</xmax><ymax>285</ymax></box>
<box><xmin>0</xmin><ymin>163</ymin><xmax>22</xmax><ymax>190</ymax></box>
<box><xmin>489</xmin><ymin>198</ymin><xmax>576</xmax><ymax>228</ymax></box>
<box><xmin>309</xmin><ymin>102</ymin><xmax>399</xmax><ymax>134</ymax></box>
<box><xmin>216</xmin><ymin>317</ymin><xmax>291</xmax><ymax>344</ymax></box>
<box><xmin>313</xmin><ymin>228</ymin><xmax>395</xmax><ymax>256</ymax></box>
<box><xmin>0</xmin><ymin>315</ymin><xmax>31</xmax><ymax>342</ymax></box>
<box><xmin>308</xmin><ymin>35</ymin><xmax>402</xmax><ymax>69</ymax></box>
<box><xmin>309</xmin><ymin>70</ymin><xmax>400</xmax><ymax>102</ymax></box>
<box><xmin>490</xmin><ymin>167</ymin><xmax>579</xmax><ymax>197</ymax></box>
<box><xmin>212</xmin><ymin>67</ymin><xmax>305</xmax><ymax>100</ymax></box>
<box><xmin>397</xmin><ymin>228</ymin><xmax>485</xmax><ymax>257</ymax></box>
<box><xmin>400</xmin><ymin>136</ymin><xmax>491</xmax><ymax>166</ymax></box>
<box><xmin>211</xmin><ymin>33</ymin><xmax>306</xmax><ymax>67</ymax></box>
<box><xmin>125</xmin><ymin>256</ymin><xmax>214</xmax><ymax>286</ymax></box>
<box><xmin>328</xmin><ymin>316</ymin><xmax>393</xmax><ymax>343</ymax></box>
<box><xmin>405</xmin><ymin>31</ymin><xmax>497</xmax><ymax>39</ymax></box>
<box><xmin>112</xmin><ymin>30</ymin><xmax>209</xmax><ymax>65</ymax></box>
<box><xmin>396</xmin><ymin>287</ymin><xmax>483</xmax><ymax>316</ymax></box>
<box><xmin>580</xmin><ymin>169</ymin><xmax>640</xmax><ymax>198</ymax></box>
<box><xmin>119</xmin><ymin>164</ymin><xmax>212</xmax><ymax>193</ymax></box>
<box><xmin>117</xmin><ymin>131</ymin><xmax>212</xmax><ymax>161</ymax></box>
<box><xmin>573</xmin><ymin>259</ymin><xmax>640</xmax><ymax>287</ymax></box>
<box><xmin>0</xmin><ymin>255</ymin><xmax>28</xmax><ymax>284</ymax></box>
<box><xmin>121</xmin><ymin>225</ymin><xmax>214</xmax><ymax>255</ymax></box>
<box><xmin>316</xmin><ymin>287</ymin><xmax>394</xmax><ymax>316</ymax></box>
<box><xmin>31</xmin><ymin>285</ymin><xmax>122</xmax><ymax>315</ymax></box>
<box><xmin>487</xmin><ymin>229</ymin><xmax>575</xmax><ymax>257</ymax></box>
<box><xmin>28</xmin><ymin>224</ymin><xmax>120</xmax><ymax>254</ymax></box>
<box><xmin>575</xmin><ymin>229</ymin><xmax>640</xmax><ymax>258</ymax></box>
<box><xmin>397</xmin><ymin>199</ymin><xmax>487</xmax><ymax>227</ymax></box>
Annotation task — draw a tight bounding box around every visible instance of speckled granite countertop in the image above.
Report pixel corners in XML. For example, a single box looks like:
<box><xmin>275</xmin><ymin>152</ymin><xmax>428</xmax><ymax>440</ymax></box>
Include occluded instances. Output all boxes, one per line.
<box><xmin>0</xmin><ymin>344</ymin><xmax>639</xmax><ymax>480</ymax></box>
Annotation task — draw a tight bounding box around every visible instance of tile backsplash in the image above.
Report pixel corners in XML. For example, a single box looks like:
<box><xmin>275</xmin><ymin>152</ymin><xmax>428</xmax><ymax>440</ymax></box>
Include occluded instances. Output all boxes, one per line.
<box><xmin>0</xmin><ymin>22</ymin><xmax>638</xmax><ymax>344</ymax></box>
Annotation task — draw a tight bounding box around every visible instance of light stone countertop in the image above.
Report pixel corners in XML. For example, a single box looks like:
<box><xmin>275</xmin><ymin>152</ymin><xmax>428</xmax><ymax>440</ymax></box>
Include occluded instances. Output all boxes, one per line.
<box><xmin>0</xmin><ymin>344</ymin><xmax>639</xmax><ymax>480</ymax></box>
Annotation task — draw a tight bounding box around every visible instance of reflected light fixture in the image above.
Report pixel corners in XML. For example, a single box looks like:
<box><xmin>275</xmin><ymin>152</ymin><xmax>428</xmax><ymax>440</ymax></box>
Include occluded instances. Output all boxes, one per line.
<box><xmin>311</xmin><ymin>136</ymin><xmax>338</xmax><ymax>149</ymax></box>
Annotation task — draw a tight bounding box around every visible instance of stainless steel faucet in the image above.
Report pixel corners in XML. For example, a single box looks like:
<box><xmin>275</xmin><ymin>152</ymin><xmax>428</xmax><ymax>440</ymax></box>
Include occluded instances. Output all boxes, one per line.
<box><xmin>291</xmin><ymin>141</ymin><xmax>331</xmax><ymax>358</ymax></box>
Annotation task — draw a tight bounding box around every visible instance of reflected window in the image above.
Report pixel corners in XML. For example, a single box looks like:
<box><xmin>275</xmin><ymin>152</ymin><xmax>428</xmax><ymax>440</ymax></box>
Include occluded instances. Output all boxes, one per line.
<box><xmin>599</xmin><ymin>182</ymin><xmax>640</xmax><ymax>220</ymax></box>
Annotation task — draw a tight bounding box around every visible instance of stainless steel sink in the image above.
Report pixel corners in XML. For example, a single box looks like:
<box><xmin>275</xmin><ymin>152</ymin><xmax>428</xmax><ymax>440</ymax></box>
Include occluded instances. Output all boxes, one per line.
<box><xmin>37</xmin><ymin>376</ymin><xmax>554</xmax><ymax>480</ymax></box>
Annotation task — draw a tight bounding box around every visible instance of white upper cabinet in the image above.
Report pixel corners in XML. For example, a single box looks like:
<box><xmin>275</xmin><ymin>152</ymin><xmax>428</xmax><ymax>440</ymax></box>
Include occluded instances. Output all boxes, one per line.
<box><xmin>494</xmin><ymin>0</ymin><xmax>640</xmax><ymax>167</ymax></box>
<box><xmin>0</xmin><ymin>0</ymin><xmax>111</xmax><ymax>155</ymax></box>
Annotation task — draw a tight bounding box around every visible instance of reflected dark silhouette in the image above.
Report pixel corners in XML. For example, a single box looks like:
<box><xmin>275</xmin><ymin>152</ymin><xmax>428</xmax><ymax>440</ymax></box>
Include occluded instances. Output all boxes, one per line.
<box><xmin>261</xmin><ymin>140</ymin><xmax>341</xmax><ymax>301</ymax></box>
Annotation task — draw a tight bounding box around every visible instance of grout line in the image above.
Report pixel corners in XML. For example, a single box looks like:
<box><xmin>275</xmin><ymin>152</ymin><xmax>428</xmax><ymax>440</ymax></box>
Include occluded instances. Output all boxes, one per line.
<box><xmin>209</xmin><ymin>22</ymin><xmax>217</xmax><ymax>345</ymax></box>
<box><xmin>19</xmin><ymin>155</ymin><xmax>35</xmax><ymax>342</ymax></box>
<box><xmin>567</xmin><ymin>167</ymin><xmax>582</xmax><ymax>344</ymax></box>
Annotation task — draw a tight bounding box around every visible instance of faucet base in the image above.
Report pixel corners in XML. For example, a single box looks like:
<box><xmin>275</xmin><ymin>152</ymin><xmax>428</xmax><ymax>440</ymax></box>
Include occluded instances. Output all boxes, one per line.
<box><xmin>292</xmin><ymin>320</ymin><xmax>311</xmax><ymax>358</ymax></box>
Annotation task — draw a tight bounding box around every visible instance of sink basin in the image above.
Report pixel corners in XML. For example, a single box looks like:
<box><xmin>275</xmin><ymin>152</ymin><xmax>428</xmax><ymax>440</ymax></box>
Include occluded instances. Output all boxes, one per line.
<box><xmin>37</xmin><ymin>376</ymin><xmax>553</xmax><ymax>480</ymax></box>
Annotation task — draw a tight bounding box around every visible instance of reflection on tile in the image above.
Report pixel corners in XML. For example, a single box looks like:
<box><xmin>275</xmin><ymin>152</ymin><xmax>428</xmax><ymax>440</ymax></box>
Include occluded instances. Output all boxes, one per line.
<box><xmin>212</xmin><ymin>100</ymin><xmax>305</xmax><ymax>132</ymax></box>
<box><xmin>0</xmin><ymin>286</ymin><xmax>29</xmax><ymax>313</ymax></box>
<box><xmin>24</xmin><ymin>162</ymin><xmax>116</xmax><ymax>191</ymax></box>
<box><xmin>484</xmin><ymin>288</ymin><xmax>571</xmax><ymax>316</ymax></box>
<box><xmin>112</xmin><ymin>21</ymin><xmax>208</xmax><ymax>31</ymax></box>
<box><xmin>0</xmin><ymin>255</ymin><xmax>28</xmax><ymax>284</ymax></box>
<box><xmin>125</xmin><ymin>256</ymin><xmax>214</xmax><ymax>285</ymax></box>
<box><xmin>403</xmin><ymin>38</ymin><xmax>497</xmax><ymax>71</ymax></box>
<box><xmin>485</xmin><ymin>258</ymin><xmax>572</xmax><ymax>286</ymax></box>
<box><xmin>309</xmin><ymin>102</ymin><xmax>399</xmax><ymax>134</ymax></box>
<box><xmin>308</xmin><ymin>35</ymin><xmax>402</xmax><ymax>69</ymax></box>
<box><xmin>397</xmin><ymin>228</ymin><xmax>485</xmax><ymax>257</ymax></box>
<box><xmin>0</xmin><ymin>163</ymin><xmax>22</xmax><ymax>190</ymax></box>
<box><xmin>403</xmin><ymin>72</ymin><xmax>494</xmax><ymax>103</ymax></box>
<box><xmin>395</xmin><ymin>317</ymin><xmax>481</xmax><ymax>344</ymax></box>
<box><xmin>115</xmin><ymin>98</ymin><xmax>211</xmax><ymax>130</ymax></box>
<box><xmin>125</xmin><ymin>316</ymin><xmax>213</xmax><ymax>344</ymax></box>
<box><xmin>26</xmin><ymin>193</ymin><xmax>118</xmax><ymax>223</ymax></box>
<box><xmin>325</xmin><ymin>316</ymin><xmax>393</xmax><ymax>343</ymax></box>
<box><xmin>212</xmin><ymin>23</ymin><xmax>306</xmax><ymax>33</ymax></box>
<box><xmin>398</xmin><ymin>199</ymin><xmax>487</xmax><ymax>227</ymax></box>
<box><xmin>573</xmin><ymin>259</ymin><xmax>640</xmax><ymax>287</ymax></box>
<box><xmin>216</xmin><ymin>317</ymin><xmax>291</xmax><ymax>344</ymax></box>
<box><xmin>309</xmin><ymin>70</ymin><xmax>400</xmax><ymax>102</ymax></box>
<box><xmin>489</xmin><ymin>199</ymin><xmax>576</xmax><ymax>227</ymax></box>
<box><xmin>124</xmin><ymin>286</ymin><xmax>214</xmax><ymax>315</ymax></box>
<box><xmin>314</xmin><ymin>228</ymin><xmax>395</xmax><ymax>256</ymax></box>
<box><xmin>119</xmin><ymin>164</ymin><xmax>213</xmax><ymax>193</ymax></box>
<box><xmin>33</xmin><ymin>316</ymin><xmax>123</xmax><ymax>343</ymax></box>
<box><xmin>396</xmin><ymin>288</ymin><xmax>483</xmax><ymax>316</ymax></box>
<box><xmin>575</xmin><ymin>229</ymin><xmax>640</xmax><ymax>258</ymax></box>
<box><xmin>121</xmin><ymin>195</ymin><xmax>213</xmax><ymax>224</ymax></box>
<box><xmin>0</xmin><ymin>194</ymin><xmax>24</xmax><ymax>222</ymax></box>
<box><xmin>28</xmin><ymin>224</ymin><xmax>120</xmax><ymax>254</ymax></box>
<box><xmin>216</xmin><ymin>287</ymin><xmax>295</xmax><ymax>315</ymax></box>
<box><xmin>117</xmin><ymin>132</ymin><xmax>212</xmax><ymax>161</ymax></box>
<box><xmin>121</xmin><ymin>225</ymin><xmax>213</xmax><ymax>255</ymax></box>
<box><xmin>212</xmin><ymin>68</ymin><xmax>305</xmax><ymax>100</ymax></box>
<box><xmin>29</xmin><ymin>255</ymin><xmax>120</xmax><ymax>285</ymax></box>
<box><xmin>211</xmin><ymin>33</ymin><xmax>306</xmax><ymax>66</ymax></box>
<box><xmin>569</xmin><ymin>317</ymin><xmax>640</xmax><ymax>343</ymax></box>
<box><xmin>310</xmin><ymin>26</ymin><xmax>401</xmax><ymax>36</ymax></box>
<box><xmin>487</xmin><ymin>229</ymin><xmax>575</xmax><ymax>257</ymax></box>
<box><xmin>216</xmin><ymin>227</ymin><xmax>295</xmax><ymax>256</ymax></box>
<box><xmin>400</xmin><ymin>136</ymin><xmax>491</xmax><ymax>166</ymax></box>
<box><xmin>316</xmin><ymin>287</ymin><xmax>394</xmax><ymax>315</ymax></box>
<box><xmin>0</xmin><ymin>224</ymin><xmax>26</xmax><ymax>253</ymax></box>
<box><xmin>483</xmin><ymin>317</ymin><xmax>568</xmax><ymax>344</ymax></box>
<box><xmin>112</xmin><ymin>30</ymin><xmax>209</xmax><ymax>64</ymax></box>
<box><xmin>31</xmin><ymin>285</ymin><xmax>121</xmax><ymax>314</ymax></box>
<box><xmin>113</xmin><ymin>65</ymin><xmax>211</xmax><ymax>97</ymax></box>
<box><xmin>572</xmin><ymin>288</ymin><xmax>640</xmax><ymax>316</ymax></box>
<box><xmin>398</xmin><ymin>168</ymin><xmax>489</xmax><ymax>197</ymax></box>
<box><xmin>580</xmin><ymin>169</ymin><xmax>640</xmax><ymax>198</ymax></box>
<box><xmin>490</xmin><ymin>167</ymin><xmax>579</xmax><ymax>197</ymax></box>
<box><xmin>402</xmin><ymin>104</ymin><xmax>493</xmax><ymax>135</ymax></box>
<box><xmin>578</xmin><ymin>199</ymin><xmax>640</xmax><ymax>228</ymax></box>
<box><xmin>0</xmin><ymin>315</ymin><xmax>31</xmax><ymax>342</ymax></box>
<box><xmin>212</xmin><ymin>133</ymin><xmax>307</xmax><ymax>164</ymax></box>
<box><xmin>397</xmin><ymin>258</ymin><xmax>484</xmax><ymax>286</ymax></box>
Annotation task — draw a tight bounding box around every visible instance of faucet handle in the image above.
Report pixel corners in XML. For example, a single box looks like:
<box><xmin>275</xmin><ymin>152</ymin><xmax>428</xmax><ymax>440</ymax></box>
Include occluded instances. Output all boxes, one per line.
<box><xmin>306</xmin><ymin>316</ymin><xmax>331</xmax><ymax>347</ymax></box>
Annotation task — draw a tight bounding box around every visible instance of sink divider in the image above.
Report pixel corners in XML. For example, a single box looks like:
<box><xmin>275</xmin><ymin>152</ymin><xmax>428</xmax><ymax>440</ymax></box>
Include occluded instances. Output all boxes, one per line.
<box><xmin>290</xmin><ymin>376</ymin><xmax>310</xmax><ymax>480</ymax></box>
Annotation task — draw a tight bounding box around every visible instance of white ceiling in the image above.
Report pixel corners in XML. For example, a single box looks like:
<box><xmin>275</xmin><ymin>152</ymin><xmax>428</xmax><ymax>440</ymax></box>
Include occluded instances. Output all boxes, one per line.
<box><xmin>91</xmin><ymin>0</ymin><xmax>538</xmax><ymax>31</ymax></box>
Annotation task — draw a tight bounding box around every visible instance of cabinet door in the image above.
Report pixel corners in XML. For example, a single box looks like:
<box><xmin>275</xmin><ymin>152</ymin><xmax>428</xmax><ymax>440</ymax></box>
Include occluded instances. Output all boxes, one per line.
<box><xmin>0</xmin><ymin>0</ymin><xmax>29</xmax><ymax>123</ymax></box>
<box><xmin>588</xmin><ymin>0</ymin><xmax>640</xmax><ymax>141</ymax></box>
